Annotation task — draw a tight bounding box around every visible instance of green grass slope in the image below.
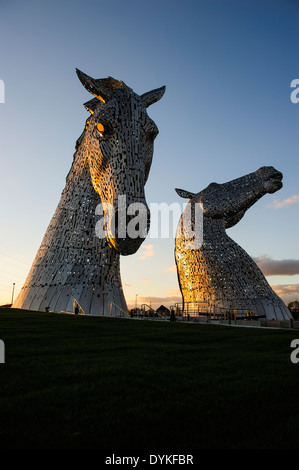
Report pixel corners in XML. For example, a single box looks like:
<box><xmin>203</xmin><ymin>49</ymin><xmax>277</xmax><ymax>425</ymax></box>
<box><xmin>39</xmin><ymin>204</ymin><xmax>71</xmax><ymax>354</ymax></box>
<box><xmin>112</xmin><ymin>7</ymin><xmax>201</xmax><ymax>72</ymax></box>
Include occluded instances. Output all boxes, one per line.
<box><xmin>0</xmin><ymin>308</ymin><xmax>299</xmax><ymax>449</ymax></box>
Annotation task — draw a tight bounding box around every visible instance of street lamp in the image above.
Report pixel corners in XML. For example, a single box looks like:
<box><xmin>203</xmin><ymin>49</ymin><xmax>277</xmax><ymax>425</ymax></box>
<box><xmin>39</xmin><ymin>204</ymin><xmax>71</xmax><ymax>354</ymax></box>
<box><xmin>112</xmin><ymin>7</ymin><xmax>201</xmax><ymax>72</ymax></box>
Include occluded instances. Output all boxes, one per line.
<box><xmin>11</xmin><ymin>283</ymin><xmax>15</xmax><ymax>305</ymax></box>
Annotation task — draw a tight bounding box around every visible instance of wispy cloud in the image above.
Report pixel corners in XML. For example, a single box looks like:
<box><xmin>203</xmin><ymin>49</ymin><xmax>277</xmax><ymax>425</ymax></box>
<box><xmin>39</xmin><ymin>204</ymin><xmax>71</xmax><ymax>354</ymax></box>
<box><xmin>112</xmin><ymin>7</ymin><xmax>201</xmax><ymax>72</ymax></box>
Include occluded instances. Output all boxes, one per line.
<box><xmin>143</xmin><ymin>278</ymin><xmax>150</xmax><ymax>284</ymax></box>
<box><xmin>271</xmin><ymin>284</ymin><xmax>299</xmax><ymax>303</ymax></box>
<box><xmin>167</xmin><ymin>288</ymin><xmax>181</xmax><ymax>296</ymax></box>
<box><xmin>138</xmin><ymin>244</ymin><xmax>154</xmax><ymax>260</ymax></box>
<box><xmin>165</xmin><ymin>264</ymin><xmax>176</xmax><ymax>273</ymax></box>
<box><xmin>253</xmin><ymin>256</ymin><xmax>299</xmax><ymax>276</ymax></box>
<box><xmin>128</xmin><ymin>286</ymin><xmax>298</xmax><ymax>309</ymax></box>
<box><xmin>269</xmin><ymin>194</ymin><xmax>299</xmax><ymax>209</ymax></box>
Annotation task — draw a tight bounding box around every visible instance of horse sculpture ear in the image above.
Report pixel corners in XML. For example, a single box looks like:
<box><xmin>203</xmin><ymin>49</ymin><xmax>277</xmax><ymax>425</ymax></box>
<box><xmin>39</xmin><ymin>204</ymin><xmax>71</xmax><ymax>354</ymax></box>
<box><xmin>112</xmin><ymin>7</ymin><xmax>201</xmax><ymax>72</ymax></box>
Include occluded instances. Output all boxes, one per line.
<box><xmin>76</xmin><ymin>68</ymin><xmax>112</xmax><ymax>103</ymax></box>
<box><xmin>175</xmin><ymin>188</ymin><xmax>195</xmax><ymax>199</ymax></box>
<box><xmin>83</xmin><ymin>98</ymin><xmax>100</xmax><ymax>114</ymax></box>
<box><xmin>141</xmin><ymin>86</ymin><xmax>166</xmax><ymax>107</ymax></box>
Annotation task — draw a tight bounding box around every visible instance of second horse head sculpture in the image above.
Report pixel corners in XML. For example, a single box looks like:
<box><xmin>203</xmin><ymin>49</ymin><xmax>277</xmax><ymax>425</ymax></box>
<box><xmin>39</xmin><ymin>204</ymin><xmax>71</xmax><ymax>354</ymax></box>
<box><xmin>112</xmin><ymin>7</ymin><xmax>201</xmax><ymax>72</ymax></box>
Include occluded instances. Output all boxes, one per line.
<box><xmin>175</xmin><ymin>166</ymin><xmax>292</xmax><ymax>321</ymax></box>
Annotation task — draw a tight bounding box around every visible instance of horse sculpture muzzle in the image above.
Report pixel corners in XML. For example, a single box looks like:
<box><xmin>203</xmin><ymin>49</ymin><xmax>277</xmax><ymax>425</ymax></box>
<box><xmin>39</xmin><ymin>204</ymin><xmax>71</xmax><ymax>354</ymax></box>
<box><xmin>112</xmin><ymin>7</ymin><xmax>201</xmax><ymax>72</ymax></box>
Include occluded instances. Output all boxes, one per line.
<box><xmin>106</xmin><ymin>199</ymin><xmax>151</xmax><ymax>255</ymax></box>
<box><xmin>263</xmin><ymin>168</ymin><xmax>283</xmax><ymax>193</ymax></box>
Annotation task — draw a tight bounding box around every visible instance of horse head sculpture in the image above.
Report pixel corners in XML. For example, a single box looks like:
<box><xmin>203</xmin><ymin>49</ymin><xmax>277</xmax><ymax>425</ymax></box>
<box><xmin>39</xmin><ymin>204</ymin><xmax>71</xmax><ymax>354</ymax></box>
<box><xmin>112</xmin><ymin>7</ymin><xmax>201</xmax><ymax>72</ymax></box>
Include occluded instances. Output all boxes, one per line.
<box><xmin>176</xmin><ymin>166</ymin><xmax>283</xmax><ymax>227</ymax></box>
<box><xmin>175</xmin><ymin>166</ymin><xmax>292</xmax><ymax>321</ymax></box>
<box><xmin>13</xmin><ymin>71</ymin><xmax>165</xmax><ymax>315</ymax></box>
<box><xmin>76</xmin><ymin>69</ymin><xmax>165</xmax><ymax>255</ymax></box>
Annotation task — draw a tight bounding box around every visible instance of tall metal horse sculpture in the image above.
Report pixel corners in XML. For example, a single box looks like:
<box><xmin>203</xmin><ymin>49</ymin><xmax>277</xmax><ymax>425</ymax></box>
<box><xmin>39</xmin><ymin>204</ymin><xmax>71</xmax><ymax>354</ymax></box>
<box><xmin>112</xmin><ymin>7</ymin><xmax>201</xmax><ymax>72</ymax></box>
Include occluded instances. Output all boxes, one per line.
<box><xmin>175</xmin><ymin>166</ymin><xmax>292</xmax><ymax>321</ymax></box>
<box><xmin>13</xmin><ymin>70</ymin><xmax>165</xmax><ymax>315</ymax></box>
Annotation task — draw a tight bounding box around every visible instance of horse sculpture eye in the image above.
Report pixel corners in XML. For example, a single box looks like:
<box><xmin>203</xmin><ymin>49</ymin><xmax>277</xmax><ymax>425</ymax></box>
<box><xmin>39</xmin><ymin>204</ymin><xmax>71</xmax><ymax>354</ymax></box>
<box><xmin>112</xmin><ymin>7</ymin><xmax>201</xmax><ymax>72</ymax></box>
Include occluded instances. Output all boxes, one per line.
<box><xmin>96</xmin><ymin>122</ymin><xmax>114</xmax><ymax>138</ymax></box>
<box><xmin>96</xmin><ymin>123</ymin><xmax>105</xmax><ymax>137</ymax></box>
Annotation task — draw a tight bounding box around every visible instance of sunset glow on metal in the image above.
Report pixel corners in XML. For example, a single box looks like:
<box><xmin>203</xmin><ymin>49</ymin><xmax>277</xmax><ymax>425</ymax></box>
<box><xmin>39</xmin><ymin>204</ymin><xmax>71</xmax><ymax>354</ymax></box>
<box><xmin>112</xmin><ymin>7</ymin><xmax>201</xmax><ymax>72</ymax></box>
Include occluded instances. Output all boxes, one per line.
<box><xmin>0</xmin><ymin>1</ymin><xmax>298</xmax><ymax>314</ymax></box>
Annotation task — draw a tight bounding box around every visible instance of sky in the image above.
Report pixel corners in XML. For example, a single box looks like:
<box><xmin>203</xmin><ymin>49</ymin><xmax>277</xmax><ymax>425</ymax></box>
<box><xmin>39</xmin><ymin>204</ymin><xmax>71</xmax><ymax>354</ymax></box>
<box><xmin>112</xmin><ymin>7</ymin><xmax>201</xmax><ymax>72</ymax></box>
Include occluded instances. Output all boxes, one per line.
<box><xmin>0</xmin><ymin>0</ymin><xmax>298</xmax><ymax>310</ymax></box>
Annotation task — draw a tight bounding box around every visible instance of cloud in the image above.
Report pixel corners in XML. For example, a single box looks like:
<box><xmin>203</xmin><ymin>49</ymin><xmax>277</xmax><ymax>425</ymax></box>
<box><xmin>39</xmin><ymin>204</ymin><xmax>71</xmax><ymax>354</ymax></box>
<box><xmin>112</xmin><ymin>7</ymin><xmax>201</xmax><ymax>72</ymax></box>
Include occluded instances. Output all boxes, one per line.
<box><xmin>271</xmin><ymin>284</ymin><xmax>299</xmax><ymax>303</ymax></box>
<box><xmin>269</xmin><ymin>194</ymin><xmax>299</xmax><ymax>209</ymax></box>
<box><xmin>253</xmin><ymin>256</ymin><xmax>299</xmax><ymax>276</ymax></box>
<box><xmin>127</xmin><ymin>294</ymin><xmax>182</xmax><ymax>309</ymax></box>
<box><xmin>143</xmin><ymin>278</ymin><xmax>150</xmax><ymax>284</ymax></box>
<box><xmin>165</xmin><ymin>264</ymin><xmax>176</xmax><ymax>273</ymax></box>
<box><xmin>138</xmin><ymin>244</ymin><xmax>154</xmax><ymax>260</ymax></box>
<box><xmin>128</xmin><ymin>283</ymin><xmax>299</xmax><ymax>309</ymax></box>
<box><xmin>167</xmin><ymin>288</ymin><xmax>181</xmax><ymax>296</ymax></box>
<box><xmin>124</xmin><ymin>283</ymin><xmax>132</xmax><ymax>288</ymax></box>
<box><xmin>128</xmin><ymin>286</ymin><xmax>299</xmax><ymax>310</ymax></box>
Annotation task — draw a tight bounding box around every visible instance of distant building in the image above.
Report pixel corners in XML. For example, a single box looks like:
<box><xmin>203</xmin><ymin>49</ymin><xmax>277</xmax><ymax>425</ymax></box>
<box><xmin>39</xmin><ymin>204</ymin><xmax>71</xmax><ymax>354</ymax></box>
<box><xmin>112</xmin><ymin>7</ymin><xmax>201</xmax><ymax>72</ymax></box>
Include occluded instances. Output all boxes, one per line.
<box><xmin>156</xmin><ymin>305</ymin><xmax>170</xmax><ymax>316</ymax></box>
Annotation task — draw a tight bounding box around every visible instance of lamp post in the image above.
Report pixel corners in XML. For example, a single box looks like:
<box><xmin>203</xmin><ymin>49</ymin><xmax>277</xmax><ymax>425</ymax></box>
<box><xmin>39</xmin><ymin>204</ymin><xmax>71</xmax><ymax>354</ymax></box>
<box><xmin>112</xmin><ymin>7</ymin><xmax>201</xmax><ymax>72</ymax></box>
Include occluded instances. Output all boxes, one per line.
<box><xmin>11</xmin><ymin>283</ymin><xmax>15</xmax><ymax>305</ymax></box>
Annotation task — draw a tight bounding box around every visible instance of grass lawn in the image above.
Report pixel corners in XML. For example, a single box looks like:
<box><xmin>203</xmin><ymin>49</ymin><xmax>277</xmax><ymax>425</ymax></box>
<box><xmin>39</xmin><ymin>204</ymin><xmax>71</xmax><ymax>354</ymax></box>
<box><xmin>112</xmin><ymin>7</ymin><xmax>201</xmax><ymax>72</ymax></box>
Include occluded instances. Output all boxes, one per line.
<box><xmin>0</xmin><ymin>307</ymin><xmax>299</xmax><ymax>449</ymax></box>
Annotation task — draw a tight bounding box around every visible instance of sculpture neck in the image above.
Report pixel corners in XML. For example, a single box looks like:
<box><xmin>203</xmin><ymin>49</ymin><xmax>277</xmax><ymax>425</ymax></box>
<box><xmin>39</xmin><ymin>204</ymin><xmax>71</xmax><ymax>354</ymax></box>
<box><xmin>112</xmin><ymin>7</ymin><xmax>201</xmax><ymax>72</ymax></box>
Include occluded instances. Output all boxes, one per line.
<box><xmin>203</xmin><ymin>217</ymin><xmax>226</xmax><ymax>240</ymax></box>
<box><xmin>13</xmin><ymin>146</ymin><xmax>125</xmax><ymax>315</ymax></box>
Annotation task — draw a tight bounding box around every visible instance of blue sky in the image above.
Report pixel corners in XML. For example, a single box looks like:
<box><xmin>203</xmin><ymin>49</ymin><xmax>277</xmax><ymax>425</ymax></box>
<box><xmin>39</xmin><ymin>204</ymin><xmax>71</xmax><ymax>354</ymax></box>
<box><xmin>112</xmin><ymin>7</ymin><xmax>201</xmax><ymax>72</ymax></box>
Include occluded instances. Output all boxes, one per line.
<box><xmin>0</xmin><ymin>0</ymin><xmax>298</xmax><ymax>308</ymax></box>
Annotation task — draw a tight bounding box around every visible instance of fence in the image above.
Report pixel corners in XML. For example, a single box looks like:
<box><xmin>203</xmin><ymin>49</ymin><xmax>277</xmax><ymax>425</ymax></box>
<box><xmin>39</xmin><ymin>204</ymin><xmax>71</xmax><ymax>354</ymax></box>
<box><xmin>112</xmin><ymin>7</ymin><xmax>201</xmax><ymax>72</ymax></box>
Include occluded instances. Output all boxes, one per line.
<box><xmin>173</xmin><ymin>302</ymin><xmax>261</xmax><ymax>321</ymax></box>
<box><xmin>108</xmin><ymin>302</ymin><xmax>129</xmax><ymax>318</ymax></box>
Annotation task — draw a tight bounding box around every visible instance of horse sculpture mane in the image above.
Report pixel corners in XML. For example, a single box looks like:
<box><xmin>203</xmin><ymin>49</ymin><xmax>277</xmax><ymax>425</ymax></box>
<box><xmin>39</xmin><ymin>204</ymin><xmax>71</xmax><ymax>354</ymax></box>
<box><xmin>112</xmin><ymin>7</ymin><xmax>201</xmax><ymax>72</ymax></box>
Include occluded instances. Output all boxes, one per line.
<box><xmin>175</xmin><ymin>166</ymin><xmax>292</xmax><ymax>321</ymax></box>
<box><xmin>13</xmin><ymin>70</ymin><xmax>165</xmax><ymax>315</ymax></box>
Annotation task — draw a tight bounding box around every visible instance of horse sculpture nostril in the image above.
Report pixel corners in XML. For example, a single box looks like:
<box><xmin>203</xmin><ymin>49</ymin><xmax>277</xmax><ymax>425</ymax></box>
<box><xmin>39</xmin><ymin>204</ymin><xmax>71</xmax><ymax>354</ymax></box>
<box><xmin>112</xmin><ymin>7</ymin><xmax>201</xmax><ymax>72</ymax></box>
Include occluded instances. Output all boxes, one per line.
<box><xmin>276</xmin><ymin>171</ymin><xmax>283</xmax><ymax>180</ymax></box>
<box><xmin>261</xmin><ymin>168</ymin><xmax>283</xmax><ymax>194</ymax></box>
<box><xmin>269</xmin><ymin>170</ymin><xmax>283</xmax><ymax>181</ymax></box>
